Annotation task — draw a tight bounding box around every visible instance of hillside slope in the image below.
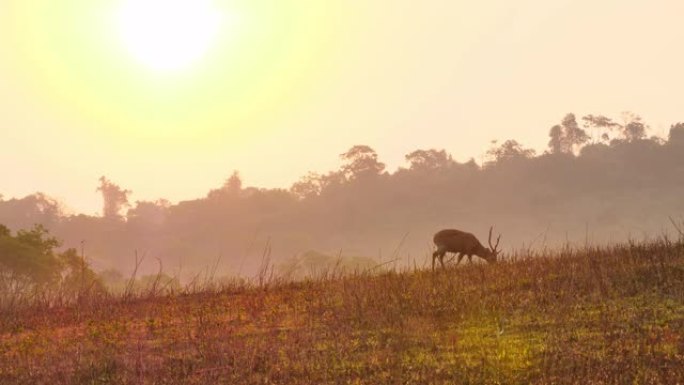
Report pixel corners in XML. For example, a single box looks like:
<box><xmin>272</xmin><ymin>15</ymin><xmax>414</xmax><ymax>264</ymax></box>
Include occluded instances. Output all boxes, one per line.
<box><xmin>2</xmin><ymin>240</ymin><xmax>684</xmax><ymax>384</ymax></box>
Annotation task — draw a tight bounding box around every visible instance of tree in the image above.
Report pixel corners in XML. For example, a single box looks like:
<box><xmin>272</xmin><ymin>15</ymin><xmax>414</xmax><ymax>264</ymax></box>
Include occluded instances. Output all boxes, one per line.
<box><xmin>291</xmin><ymin>172</ymin><xmax>324</xmax><ymax>199</ymax></box>
<box><xmin>405</xmin><ymin>149</ymin><xmax>453</xmax><ymax>171</ymax></box>
<box><xmin>547</xmin><ymin>113</ymin><xmax>590</xmax><ymax>154</ymax></box>
<box><xmin>669</xmin><ymin>122</ymin><xmax>684</xmax><ymax>145</ymax></box>
<box><xmin>339</xmin><ymin>145</ymin><xmax>385</xmax><ymax>180</ymax></box>
<box><xmin>0</xmin><ymin>225</ymin><xmax>62</xmax><ymax>294</ymax></box>
<box><xmin>0</xmin><ymin>225</ymin><xmax>102</xmax><ymax>300</ymax></box>
<box><xmin>582</xmin><ymin>114</ymin><xmax>620</xmax><ymax>129</ymax></box>
<box><xmin>548</xmin><ymin>124</ymin><xmax>564</xmax><ymax>154</ymax></box>
<box><xmin>97</xmin><ymin>176</ymin><xmax>131</xmax><ymax>219</ymax></box>
<box><xmin>562</xmin><ymin>113</ymin><xmax>590</xmax><ymax>152</ymax></box>
<box><xmin>0</xmin><ymin>193</ymin><xmax>63</xmax><ymax>230</ymax></box>
<box><xmin>582</xmin><ymin>112</ymin><xmax>649</xmax><ymax>143</ymax></box>
<box><xmin>224</xmin><ymin>171</ymin><xmax>242</xmax><ymax>194</ymax></box>
<box><xmin>621</xmin><ymin>113</ymin><xmax>647</xmax><ymax>142</ymax></box>
<box><xmin>127</xmin><ymin>199</ymin><xmax>170</xmax><ymax>226</ymax></box>
<box><xmin>623</xmin><ymin>121</ymin><xmax>646</xmax><ymax>141</ymax></box>
<box><xmin>582</xmin><ymin>114</ymin><xmax>621</xmax><ymax>143</ymax></box>
<box><xmin>486</xmin><ymin>140</ymin><xmax>536</xmax><ymax>165</ymax></box>
<box><xmin>58</xmin><ymin>248</ymin><xmax>104</xmax><ymax>300</ymax></box>
<box><xmin>207</xmin><ymin>171</ymin><xmax>243</xmax><ymax>199</ymax></box>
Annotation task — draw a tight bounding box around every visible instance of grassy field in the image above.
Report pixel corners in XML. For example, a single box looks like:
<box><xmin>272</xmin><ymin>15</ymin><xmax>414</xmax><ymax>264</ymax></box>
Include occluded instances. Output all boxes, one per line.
<box><xmin>1</xmin><ymin>239</ymin><xmax>684</xmax><ymax>384</ymax></box>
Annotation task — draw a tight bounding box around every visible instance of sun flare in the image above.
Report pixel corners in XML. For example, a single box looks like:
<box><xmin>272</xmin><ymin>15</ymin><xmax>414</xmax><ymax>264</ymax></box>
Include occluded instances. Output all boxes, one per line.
<box><xmin>116</xmin><ymin>0</ymin><xmax>223</xmax><ymax>72</ymax></box>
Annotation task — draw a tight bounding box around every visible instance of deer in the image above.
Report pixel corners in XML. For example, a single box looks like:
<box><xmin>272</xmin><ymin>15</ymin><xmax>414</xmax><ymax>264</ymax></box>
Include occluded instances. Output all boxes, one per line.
<box><xmin>432</xmin><ymin>226</ymin><xmax>501</xmax><ymax>270</ymax></box>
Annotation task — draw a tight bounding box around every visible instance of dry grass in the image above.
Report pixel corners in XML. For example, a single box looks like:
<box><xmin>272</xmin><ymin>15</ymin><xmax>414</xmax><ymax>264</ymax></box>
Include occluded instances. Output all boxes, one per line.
<box><xmin>1</xmin><ymin>239</ymin><xmax>684</xmax><ymax>384</ymax></box>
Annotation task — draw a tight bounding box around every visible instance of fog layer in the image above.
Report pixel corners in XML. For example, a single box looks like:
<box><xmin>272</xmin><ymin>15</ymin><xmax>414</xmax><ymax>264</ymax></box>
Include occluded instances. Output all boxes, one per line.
<box><xmin>2</xmin><ymin>114</ymin><xmax>683</xmax><ymax>278</ymax></box>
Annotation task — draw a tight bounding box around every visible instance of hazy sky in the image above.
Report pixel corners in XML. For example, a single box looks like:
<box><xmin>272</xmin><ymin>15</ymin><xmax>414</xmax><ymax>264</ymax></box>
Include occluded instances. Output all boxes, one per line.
<box><xmin>1</xmin><ymin>0</ymin><xmax>683</xmax><ymax>214</ymax></box>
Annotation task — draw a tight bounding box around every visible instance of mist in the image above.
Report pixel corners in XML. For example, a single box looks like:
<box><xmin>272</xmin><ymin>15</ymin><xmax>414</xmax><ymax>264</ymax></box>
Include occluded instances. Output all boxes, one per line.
<box><xmin>2</xmin><ymin>113</ymin><xmax>683</xmax><ymax>279</ymax></box>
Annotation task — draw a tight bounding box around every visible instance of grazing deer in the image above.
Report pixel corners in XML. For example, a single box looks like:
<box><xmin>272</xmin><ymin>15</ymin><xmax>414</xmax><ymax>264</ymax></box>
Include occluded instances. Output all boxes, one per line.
<box><xmin>432</xmin><ymin>227</ymin><xmax>501</xmax><ymax>270</ymax></box>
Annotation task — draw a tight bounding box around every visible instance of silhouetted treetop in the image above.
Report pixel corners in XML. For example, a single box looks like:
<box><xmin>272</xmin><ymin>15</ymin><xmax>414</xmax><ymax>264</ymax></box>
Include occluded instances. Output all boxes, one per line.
<box><xmin>291</xmin><ymin>172</ymin><xmax>325</xmax><ymax>200</ymax></box>
<box><xmin>127</xmin><ymin>199</ymin><xmax>170</xmax><ymax>227</ymax></box>
<box><xmin>0</xmin><ymin>193</ymin><xmax>62</xmax><ymax>231</ymax></box>
<box><xmin>340</xmin><ymin>145</ymin><xmax>386</xmax><ymax>180</ymax></box>
<box><xmin>548</xmin><ymin>113</ymin><xmax>590</xmax><ymax>154</ymax></box>
<box><xmin>97</xmin><ymin>176</ymin><xmax>130</xmax><ymax>219</ymax></box>
<box><xmin>582</xmin><ymin>114</ymin><xmax>621</xmax><ymax>130</ymax></box>
<box><xmin>405</xmin><ymin>149</ymin><xmax>453</xmax><ymax>171</ymax></box>
<box><xmin>669</xmin><ymin>123</ymin><xmax>684</xmax><ymax>145</ymax></box>
<box><xmin>208</xmin><ymin>170</ymin><xmax>243</xmax><ymax>200</ymax></box>
<box><xmin>486</xmin><ymin>140</ymin><xmax>536</xmax><ymax>166</ymax></box>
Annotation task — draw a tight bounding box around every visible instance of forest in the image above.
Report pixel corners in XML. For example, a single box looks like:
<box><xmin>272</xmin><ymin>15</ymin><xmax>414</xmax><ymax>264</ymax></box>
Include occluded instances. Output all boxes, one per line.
<box><xmin>2</xmin><ymin>113</ymin><xmax>684</xmax><ymax>281</ymax></box>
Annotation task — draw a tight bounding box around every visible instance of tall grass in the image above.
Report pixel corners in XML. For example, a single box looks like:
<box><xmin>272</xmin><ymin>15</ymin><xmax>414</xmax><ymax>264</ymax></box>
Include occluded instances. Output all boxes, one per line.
<box><xmin>1</xmin><ymin>238</ymin><xmax>683</xmax><ymax>384</ymax></box>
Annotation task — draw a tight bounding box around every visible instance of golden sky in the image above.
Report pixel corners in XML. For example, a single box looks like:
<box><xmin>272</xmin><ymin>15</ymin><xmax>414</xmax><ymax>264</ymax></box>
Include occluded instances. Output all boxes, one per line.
<box><xmin>1</xmin><ymin>0</ymin><xmax>683</xmax><ymax>214</ymax></box>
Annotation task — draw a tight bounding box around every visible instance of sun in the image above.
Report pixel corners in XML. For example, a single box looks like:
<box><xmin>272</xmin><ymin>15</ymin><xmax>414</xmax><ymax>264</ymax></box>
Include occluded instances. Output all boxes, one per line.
<box><xmin>116</xmin><ymin>0</ymin><xmax>223</xmax><ymax>72</ymax></box>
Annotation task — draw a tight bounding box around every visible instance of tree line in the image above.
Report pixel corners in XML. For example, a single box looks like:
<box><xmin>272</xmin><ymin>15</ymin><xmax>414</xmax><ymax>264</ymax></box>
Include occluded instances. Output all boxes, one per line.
<box><xmin>2</xmin><ymin>113</ymin><xmax>684</xmax><ymax>279</ymax></box>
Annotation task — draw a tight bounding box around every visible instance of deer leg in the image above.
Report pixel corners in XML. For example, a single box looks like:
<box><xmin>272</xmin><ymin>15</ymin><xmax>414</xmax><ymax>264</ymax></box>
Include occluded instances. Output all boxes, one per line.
<box><xmin>456</xmin><ymin>253</ymin><xmax>465</xmax><ymax>265</ymax></box>
<box><xmin>432</xmin><ymin>248</ymin><xmax>445</xmax><ymax>271</ymax></box>
<box><xmin>467</xmin><ymin>254</ymin><xmax>473</xmax><ymax>263</ymax></box>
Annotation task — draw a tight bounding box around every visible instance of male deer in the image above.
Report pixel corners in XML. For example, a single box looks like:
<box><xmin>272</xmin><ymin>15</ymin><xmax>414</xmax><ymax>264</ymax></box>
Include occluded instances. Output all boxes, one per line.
<box><xmin>432</xmin><ymin>227</ymin><xmax>501</xmax><ymax>270</ymax></box>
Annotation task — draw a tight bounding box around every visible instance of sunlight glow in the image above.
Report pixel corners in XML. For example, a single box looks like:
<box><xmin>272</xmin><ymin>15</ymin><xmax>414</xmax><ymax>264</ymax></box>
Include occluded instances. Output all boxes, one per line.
<box><xmin>117</xmin><ymin>0</ymin><xmax>223</xmax><ymax>72</ymax></box>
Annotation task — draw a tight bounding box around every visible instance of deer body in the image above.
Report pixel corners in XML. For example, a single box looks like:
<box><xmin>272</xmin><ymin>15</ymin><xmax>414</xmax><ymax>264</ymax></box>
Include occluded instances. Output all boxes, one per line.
<box><xmin>432</xmin><ymin>227</ymin><xmax>500</xmax><ymax>270</ymax></box>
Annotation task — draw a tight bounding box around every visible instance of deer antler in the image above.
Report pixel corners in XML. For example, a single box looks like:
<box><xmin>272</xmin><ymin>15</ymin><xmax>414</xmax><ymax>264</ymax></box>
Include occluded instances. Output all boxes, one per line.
<box><xmin>488</xmin><ymin>226</ymin><xmax>501</xmax><ymax>253</ymax></box>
